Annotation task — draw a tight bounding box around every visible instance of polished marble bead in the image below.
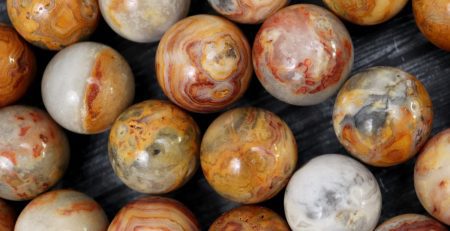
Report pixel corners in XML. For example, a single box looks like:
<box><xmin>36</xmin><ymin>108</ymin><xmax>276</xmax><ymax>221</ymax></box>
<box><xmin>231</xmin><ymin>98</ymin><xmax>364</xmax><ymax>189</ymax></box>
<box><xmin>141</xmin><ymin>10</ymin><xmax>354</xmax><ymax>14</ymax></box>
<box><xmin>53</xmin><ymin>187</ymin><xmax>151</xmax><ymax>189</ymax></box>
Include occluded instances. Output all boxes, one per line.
<box><xmin>201</xmin><ymin>107</ymin><xmax>297</xmax><ymax>204</ymax></box>
<box><xmin>109</xmin><ymin>100</ymin><xmax>200</xmax><ymax>194</ymax></box>
<box><xmin>42</xmin><ymin>42</ymin><xmax>135</xmax><ymax>134</ymax></box>
<box><xmin>284</xmin><ymin>154</ymin><xmax>382</xmax><ymax>231</ymax></box>
<box><xmin>209</xmin><ymin>205</ymin><xmax>290</xmax><ymax>231</ymax></box>
<box><xmin>7</xmin><ymin>0</ymin><xmax>99</xmax><ymax>50</ymax></box>
<box><xmin>108</xmin><ymin>196</ymin><xmax>200</xmax><ymax>231</ymax></box>
<box><xmin>0</xmin><ymin>106</ymin><xmax>69</xmax><ymax>201</ymax></box>
<box><xmin>375</xmin><ymin>214</ymin><xmax>447</xmax><ymax>231</ymax></box>
<box><xmin>333</xmin><ymin>67</ymin><xmax>433</xmax><ymax>167</ymax></box>
<box><xmin>415</xmin><ymin>128</ymin><xmax>450</xmax><ymax>225</ymax></box>
<box><xmin>413</xmin><ymin>0</ymin><xmax>450</xmax><ymax>51</ymax></box>
<box><xmin>0</xmin><ymin>24</ymin><xmax>35</xmax><ymax>107</ymax></box>
<box><xmin>15</xmin><ymin>190</ymin><xmax>108</xmax><ymax>231</ymax></box>
<box><xmin>323</xmin><ymin>0</ymin><xmax>408</xmax><ymax>25</ymax></box>
<box><xmin>208</xmin><ymin>0</ymin><xmax>289</xmax><ymax>24</ymax></box>
<box><xmin>99</xmin><ymin>0</ymin><xmax>190</xmax><ymax>43</ymax></box>
<box><xmin>253</xmin><ymin>4</ymin><xmax>353</xmax><ymax>106</ymax></box>
<box><xmin>156</xmin><ymin>15</ymin><xmax>252</xmax><ymax>113</ymax></box>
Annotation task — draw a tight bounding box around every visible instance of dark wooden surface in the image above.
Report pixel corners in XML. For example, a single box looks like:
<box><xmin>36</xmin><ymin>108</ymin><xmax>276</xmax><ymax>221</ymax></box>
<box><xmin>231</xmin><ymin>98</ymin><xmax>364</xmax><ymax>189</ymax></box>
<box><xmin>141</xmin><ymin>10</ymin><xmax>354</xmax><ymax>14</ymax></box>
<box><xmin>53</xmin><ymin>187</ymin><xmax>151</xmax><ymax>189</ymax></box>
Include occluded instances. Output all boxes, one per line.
<box><xmin>2</xmin><ymin>0</ymin><xmax>450</xmax><ymax>229</ymax></box>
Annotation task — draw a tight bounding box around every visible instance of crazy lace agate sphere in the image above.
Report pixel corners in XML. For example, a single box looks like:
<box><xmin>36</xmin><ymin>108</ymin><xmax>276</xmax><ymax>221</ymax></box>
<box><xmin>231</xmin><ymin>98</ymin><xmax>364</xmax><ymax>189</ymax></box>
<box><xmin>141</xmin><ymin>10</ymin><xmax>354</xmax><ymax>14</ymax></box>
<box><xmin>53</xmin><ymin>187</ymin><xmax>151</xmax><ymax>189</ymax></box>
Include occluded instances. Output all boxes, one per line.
<box><xmin>0</xmin><ymin>24</ymin><xmax>35</xmax><ymax>107</ymax></box>
<box><xmin>323</xmin><ymin>0</ymin><xmax>409</xmax><ymax>25</ymax></box>
<box><xmin>284</xmin><ymin>154</ymin><xmax>382</xmax><ymax>231</ymax></box>
<box><xmin>156</xmin><ymin>15</ymin><xmax>252</xmax><ymax>113</ymax></box>
<box><xmin>99</xmin><ymin>0</ymin><xmax>191</xmax><ymax>43</ymax></box>
<box><xmin>108</xmin><ymin>196</ymin><xmax>200</xmax><ymax>231</ymax></box>
<box><xmin>415</xmin><ymin>129</ymin><xmax>450</xmax><ymax>225</ymax></box>
<box><xmin>375</xmin><ymin>214</ymin><xmax>447</xmax><ymax>231</ymax></box>
<box><xmin>253</xmin><ymin>4</ymin><xmax>353</xmax><ymax>106</ymax></box>
<box><xmin>413</xmin><ymin>0</ymin><xmax>450</xmax><ymax>51</ymax></box>
<box><xmin>0</xmin><ymin>106</ymin><xmax>69</xmax><ymax>201</ymax></box>
<box><xmin>209</xmin><ymin>206</ymin><xmax>290</xmax><ymax>231</ymax></box>
<box><xmin>42</xmin><ymin>42</ymin><xmax>135</xmax><ymax>134</ymax></box>
<box><xmin>7</xmin><ymin>0</ymin><xmax>99</xmax><ymax>50</ymax></box>
<box><xmin>333</xmin><ymin>67</ymin><xmax>433</xmax><ymax>167</ymax></box>
<box><xmin>109</xmin><ymin>100</ymin><xmax>200</xmax><ymax>194</ymax></box>
<box><xmin>201</xmin><ymin>107</ymin><xmax>297</xmax><ymax>204</ymax></box>
<box><xmin>15</xmin><ymin>190</ymin><xmax>108</xmax><ymax>231</ymax></box>
<box><xmin>208</xmin><ymin>0</ymin><xmax>289</xmax><ymax>24</ymax></box>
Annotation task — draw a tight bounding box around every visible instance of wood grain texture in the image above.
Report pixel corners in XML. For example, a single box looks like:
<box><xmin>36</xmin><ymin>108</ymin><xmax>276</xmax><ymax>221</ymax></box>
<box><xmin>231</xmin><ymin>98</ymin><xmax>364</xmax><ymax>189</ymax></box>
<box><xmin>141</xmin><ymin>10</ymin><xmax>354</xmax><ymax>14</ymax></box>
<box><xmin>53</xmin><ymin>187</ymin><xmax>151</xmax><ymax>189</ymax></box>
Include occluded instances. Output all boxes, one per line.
<box><xmin>2</xmin><ymin>0</ymin><xmax>450</xmax><ymax>229</ymax></box>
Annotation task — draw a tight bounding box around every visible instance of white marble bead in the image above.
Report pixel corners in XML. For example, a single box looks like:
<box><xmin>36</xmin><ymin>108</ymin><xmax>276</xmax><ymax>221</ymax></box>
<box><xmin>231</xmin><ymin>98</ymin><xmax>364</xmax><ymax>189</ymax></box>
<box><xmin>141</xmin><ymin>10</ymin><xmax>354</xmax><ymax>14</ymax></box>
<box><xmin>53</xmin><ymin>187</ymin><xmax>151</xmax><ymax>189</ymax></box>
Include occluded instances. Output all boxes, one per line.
<box><xmin>42</xmin><ymin>42</ymin><xmax>135</xmax><ymax>134</ymax></box>
<box><xmin>99</xmin><ymin>0</ymin><xmax>191</xmax><ymax>43</ymax></box>
<box><xmin>284</xmin><ymin>154</ymin><xmax>382</xmax><ymax>231</ymax></box>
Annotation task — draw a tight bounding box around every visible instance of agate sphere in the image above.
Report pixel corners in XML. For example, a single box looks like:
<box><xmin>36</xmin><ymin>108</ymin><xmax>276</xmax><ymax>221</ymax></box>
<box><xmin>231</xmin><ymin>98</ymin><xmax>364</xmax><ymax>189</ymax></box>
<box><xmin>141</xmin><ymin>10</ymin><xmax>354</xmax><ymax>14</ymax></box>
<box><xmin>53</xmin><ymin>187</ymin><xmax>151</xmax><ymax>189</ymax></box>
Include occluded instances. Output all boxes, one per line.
<box><xmin>208</xmin><ymin>0</ymin><xmax>289</xmax><ymax>24</ymax></box>
<box><xmin>156</xmin><ymin>15</ymin><xmax>252</xmax><ymax>113</ymax></box>
<box><xmin>0</xmin><ymin>199</ymin><xmax>15</xmax><ymax>231</ymax></box>
<box><xmin>375</xmin><ymin>214</ymin><xmax>447</xmax><ymax>231</ymax></box>
<box><xmin>253</xmin><ymin>4</ymin><xmax>353</xmax><ymax>106</ymax></box>
<box><xmin>0</xmin><ymin>106</ymin><xmax>69</xmax><ymax>201</ymax></box>
<box><xmin>42</xmin><ymin>42</ymin><xmax>135</xmax><ymax>134</ymax></box>
<box><xmin>284</xmin><ymin>154</ymin><xmax>382</xmax><ymax>231</ymax></box>
<box><xmin>323</xmin><ymin>0</ymin><xmax>409</xmax><ymax>25</ymax></box>
<box><xmin>333</xmin><ymin>67</ymin><xmax>433</xmax><ymax>167</ymax></box>
<box><xmin>201</xmin><ymin>107</ymin><xmax>297</xmax><ymax>204</ymax></box>
<box><xmin>415</xmin><ymin>129</ymin><xmax>450</xmax><ymax>225</ymax></box>
<box><xmin>209</xmin><ymin>206</ymin><xmax>290</xmax><ymax>231</ymax></box>
<box><xmin>413</xmin><ymin>0</ymin><xmax>450</xmax><ymax>51</ymax></box>
<box><xmin>99</xmin><ymin>0</ymin><xmax>191</xmax><ymax>43</ymax></box>
<box><xmin>0</xmin><ymin>24</ymin><xmax>35</xmax><ymax>107</ymax></box>
<box><xmin>109</xmin><ymin>100</ymin><xmax>200</xmax><ymax>194</ymax></box>
<box><xmin>7</xmin><ymin>0</ymin><xmax>99</xmax><ymax>50</ymax></box>
<box><xmin>108</xmin><ymin>196</ymin><xmax>200</xmax><ymax>231</ymax></box>
<box><xmin>15</xmin><ymin>190</ymin><xmax>108</xmax><ymax>231</ymax></box>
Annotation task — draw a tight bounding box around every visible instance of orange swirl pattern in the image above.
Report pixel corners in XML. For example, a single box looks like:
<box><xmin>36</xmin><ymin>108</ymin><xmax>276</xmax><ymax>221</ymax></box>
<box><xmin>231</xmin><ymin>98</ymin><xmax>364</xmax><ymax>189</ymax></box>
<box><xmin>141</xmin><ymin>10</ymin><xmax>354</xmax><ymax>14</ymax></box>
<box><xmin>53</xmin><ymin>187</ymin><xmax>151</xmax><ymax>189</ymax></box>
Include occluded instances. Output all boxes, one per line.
<box><xmin>108</xmin><ymin>196</ymin><xmax>200</xmax><ymax>231</ymax></box>
<box><xmin>333</xmin><ymin>67</ymin><xmax>433</xmax><ymax>167</ymax></box>
<box><xmin>201</xmin><ymin>107</ymin><xmax>297</xmax><ymax>204</ymax></box>
<box><xmin>413</xmin><ymin>0</ymin><xmax>450</xmax><ymax>51</ymax></box>
<box><xmin>109</xmin><ymin>100</ymin><xmax>200</xmax><ymax>194</ymax></box>
<box><xmin>0</xmin><ymin>199</ymin><xmax>14</xmax><ymax>231</ymax></box>
<box><xmin>0</xmin><ymin>106</ymin><xmax>70</xmax><ymax>201</ymax></box>
<box><xmin>375</xmin><ymin>214</ymin><xmax>447</xmax><ymax>231</ymax></box>
<box><xmin>415</xmin><ymin>129</ymin><xmax>450</xmax><ymax>225</ymax></box>
<box><xmin>208</xmin><ymin>0</ymin><xmax>288</xmax><ymax>24</ymax></box>
<box><xmin>209</xmin><ymin>206</ymin><xmax>290</xmax><ymax>231</ymax></box>
<box><xmin>7</xmin><ymin>0</ymin><xmax>99</xmax><ymax>50</ymax></box>
<box><xmin>156</xmin><ymin>15</ymin><xmax>252</xmax><ymax>113</ymax></box>
<box><xmin>253</xmin><ymin>4</ymin><xmax>353</xmax><ymax>106</ymax></box>
<box><xmin>15</xmin><ymin>190</ymin><xmax>108</xmax><ymax>231</ymax></box>
<box><xmin>0</xmin><ymin>25</ymin><xmax>35</xmax><ymax>107</ymax></box>
<box><xmin>323</xmin><ymin>0</ymin><xmax>408</xmax><ymax>25</ymax></box>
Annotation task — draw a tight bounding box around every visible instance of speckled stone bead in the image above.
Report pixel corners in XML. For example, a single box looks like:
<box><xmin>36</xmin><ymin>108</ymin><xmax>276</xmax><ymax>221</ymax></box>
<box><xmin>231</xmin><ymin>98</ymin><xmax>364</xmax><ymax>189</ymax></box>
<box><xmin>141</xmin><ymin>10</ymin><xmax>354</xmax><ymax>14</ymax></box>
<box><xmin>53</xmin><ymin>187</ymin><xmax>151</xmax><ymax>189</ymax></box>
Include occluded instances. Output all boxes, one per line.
<box><xmin>15</xmin><ymin>189</ymin><xmax>108</xmax><ymax>231</ymax></box>
<box><xmin>253</xmin><ymin>4</ymin><xmax>353</xmax><ymax>106</ymax></box>
<box><xmin>375</xmin><ymin>214</ymin><xmax>447</xmax><ymax>231</ymax></box>
<box><xmin>156</xmin><ymin>15</ymin><xmax>252</xmax><ymax>113</ymax></box>
<box><xmin>208</xmin><ymin>0</ymin><xmax>289</xmax><ymax>24</ymax></box>
<box><xmin>0</xmin><ymin>24</ymin><xmax>35</xmax><ymax>107</ymax></box>
<box><xmin>201</xmin><ymin>107</ymin><xmax>297</xmax><ymax>204</ymax></box>
<box><xmin>284</xmin><ymin>154</ymin><xmax>382</xmax><ymax>231</ymax></box>
<box><xmin>99</xmin><ymin>0</ymin><xmax>190</xmax><ymax>43</ymax></box>
<box><xmin>209</xmin><ymin>206</ymin><xmax>290</xmax><ymax>231</ymax></box>
<box><xmin>42</xmin><ymin>42</ymin><xmax>135</xmax><ymax>134</ymax></box>
<box><xmin>415</xmin><ymin>128</ymin><xmax>450</xmax><ymax>225</ymax></box>
<box><xmin>333</xmin><ymin>66</ymin><xmax>433</xmax><ymax>167</ymax></box>
<box><xmin>0</xmin><ymin>106</ymin><xmax>69</xmax><ymax>201</ymax></box>
<box><xmin>109</xmin><ymin>100</ymin><xmax>200</xmax><ymax>194</ymax></box>
<box><xmin>108</xmin><ymin>196</ymin><xmax>200</xmax><ymax>231</ymax></box>
<box><xmin>7</xmin><ymin>0</ymin><xmax>99</xmax><ymax>50</ymax></box>
<box><xmin>323</xmin><ymin>0</ymin><xmax>409</xmax><ymax>25</ymax></box>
